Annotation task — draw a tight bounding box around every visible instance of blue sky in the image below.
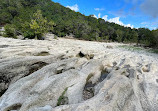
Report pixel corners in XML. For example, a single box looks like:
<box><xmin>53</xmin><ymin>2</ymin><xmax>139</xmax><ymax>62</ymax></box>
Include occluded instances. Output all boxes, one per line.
<box><xmin>52</xmin><ymin>0</ymin><xmax>158</xmax><ymax>30</ymax></box>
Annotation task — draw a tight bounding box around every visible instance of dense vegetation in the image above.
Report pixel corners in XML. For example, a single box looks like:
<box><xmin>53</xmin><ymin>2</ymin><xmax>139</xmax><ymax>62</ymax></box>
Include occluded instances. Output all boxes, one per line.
<box><xmin>0</xmin><ymin>0</ymin><xmax>158</xmax><ymax>47</ymax></box>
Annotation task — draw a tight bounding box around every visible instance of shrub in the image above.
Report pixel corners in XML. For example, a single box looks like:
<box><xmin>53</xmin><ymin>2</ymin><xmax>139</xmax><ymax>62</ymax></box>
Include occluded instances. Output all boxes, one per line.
<box><xmin>4</xmin><ymin>24</ymin><xmax>17</xmax><ymax>38</ymax></box>
<box><xmin>0</xmin><ymin>33</ymin><xmax>1</xmax><ymax>36</ymax></box>
<box><xmin>20</xmin><ymin>10</ymin><xmax>55</xmax><ymax>40</ymax></box>
<box><xmin>29</xmin><ymin>10</ymin><xmax>54</xmax><ymax>39</ymax></box>
<box><xmin>21</xmin><ymin>22</ymin><xmax>35</xmax><ymax>39</ymax></box>
<box><xmin>54</xmin><ymin>35</ymin><xmax>58</xmax><ymax>39</ymax></box>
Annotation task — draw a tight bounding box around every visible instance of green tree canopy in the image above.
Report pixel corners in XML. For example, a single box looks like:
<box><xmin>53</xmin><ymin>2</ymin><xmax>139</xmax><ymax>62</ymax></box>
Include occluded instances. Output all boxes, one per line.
<box><xmin>0</xmin><ymin>0</ymin><xmax>157</xmax><ymax>48</ymax></box>
<box><xmin>21</xmin><ymin>10</ymin><xmax>54</xmax><ymax>39</ymax></box>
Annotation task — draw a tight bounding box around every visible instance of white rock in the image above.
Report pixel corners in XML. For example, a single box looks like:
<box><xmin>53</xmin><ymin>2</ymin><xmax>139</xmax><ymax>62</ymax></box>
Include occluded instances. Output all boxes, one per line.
<box><xmin>0</xmin><ymin>37</ymin><xmax>158</xmax><ymax>111</ymax></box>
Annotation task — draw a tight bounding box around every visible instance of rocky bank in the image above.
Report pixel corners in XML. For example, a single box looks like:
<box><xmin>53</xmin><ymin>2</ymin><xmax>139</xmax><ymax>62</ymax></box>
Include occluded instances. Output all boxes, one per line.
<box><xmin>0</xmin><ymin>36</ymin><xmax>158</xmax><ymax>111</ymax></box>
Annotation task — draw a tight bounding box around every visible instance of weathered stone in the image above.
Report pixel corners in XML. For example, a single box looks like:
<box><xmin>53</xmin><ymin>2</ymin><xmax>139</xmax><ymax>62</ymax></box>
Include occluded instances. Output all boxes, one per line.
<box><xmin>0</xmin><ymin>37</ymin><xmax>158</xmax><ymax>111</ymax></box>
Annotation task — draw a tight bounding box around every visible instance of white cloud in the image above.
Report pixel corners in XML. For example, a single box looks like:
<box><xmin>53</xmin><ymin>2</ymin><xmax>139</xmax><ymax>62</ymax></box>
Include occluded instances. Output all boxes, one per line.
<box><xmin>126</xmin><ymin>24</ymin><xmax>134</xmax><ymax>28</ymax></box>
<box><xmin>98</xmin><ymin>13</ymin><xmax>101</xmax><ymax>18</ymax></box>
<box><xmin>66</xmin><ymin>4</ymin><xmax>79</xmax><ymax>12</ymax></box>
<box><xmin>92</xmin><ymin>13</ymin><xmax>102</xmax><ymax>19</ymax></box>
<box><xmin>92</xmin><ymin>14</ymin><xmax>134</xmax><ymax>28</ymax></box>
<box><xmin>108</xmin><ymin>17</ymin><xmax>124</xmax><ymax>25</ymax></box>
<box><xmin>102</xmin><ymin>15</ymin><xmax>108</xmax><ymax>21</ymax></box>
<box><xmin>94</xmin><ymin>8</ymin><xmax>105</xmax><ymax>11</ymax></box>
<box><xmin>103</xmin><ymin>15</ymin><xmax>134</xmax><ymax>28</ymax></box>
<box><xmin>91</xmin><ymin>15</ymin><xmax>98</xmax><ymax>18</ymax></box>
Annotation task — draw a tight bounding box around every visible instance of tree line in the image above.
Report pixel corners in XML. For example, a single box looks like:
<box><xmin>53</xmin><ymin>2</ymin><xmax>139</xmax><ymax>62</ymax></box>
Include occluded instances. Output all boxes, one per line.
<box><xmin>0</xmin><ymin>0</ymin><xmax>158</xmax><ymax>48</ymax></box>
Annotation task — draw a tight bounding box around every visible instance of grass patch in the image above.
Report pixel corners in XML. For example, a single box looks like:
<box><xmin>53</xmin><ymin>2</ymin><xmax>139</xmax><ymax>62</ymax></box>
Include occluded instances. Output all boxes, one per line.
<box><xmin>118</xmin><ymin>45</ymin><xmax>144</xmax><ymax>51</ymax></box>
<box><xmin>0</xmin><ymin>31</ymin><xmax>2</xmax><ymax>36</ymax></box>
<box><xmin>148</xmin><ymin>49</ymin><xmax>158</xmax><ymax>54</ymax></box>
<box><xmin>119</xmin><ymin>45</ymin><xmax>158</xmax><ymax>54</ymax></box>
<box><xmin>57</xmin><ymin>87</ymin><xmax>68</xmax><ymax>106</ymax></box>
<box><xmin>56</xmin><ymin>84</ymin><xmax>75</xmax><ymax>106</ymax></box>
<box><xmin>86</xmin><ymin>73</ymin><xmax>94</xmax><ymax>83</ymax></box>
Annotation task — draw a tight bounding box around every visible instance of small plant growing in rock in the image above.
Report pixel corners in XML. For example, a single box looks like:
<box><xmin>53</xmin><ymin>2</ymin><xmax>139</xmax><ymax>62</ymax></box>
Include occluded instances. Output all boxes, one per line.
<box><xmin>86</xmin><ymin>73</ymin><xmax>94</xmax><ymax>83</ymax></box>
<box><xmin>57</xmin><ymin>87</ymin><xmax>68</xmax><ymax>106</ymax></box>
<box><xmin>54</xmin><ymin>35</ymin><xmax>58</xmax><ymax>39</ymax></box>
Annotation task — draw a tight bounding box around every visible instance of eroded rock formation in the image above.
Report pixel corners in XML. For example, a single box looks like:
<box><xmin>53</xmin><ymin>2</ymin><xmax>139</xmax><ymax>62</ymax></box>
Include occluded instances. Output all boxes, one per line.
<box><xmin>0</xmin><ymin>37</ymin><xmax>158</xmax><ymax>111</ymax></box>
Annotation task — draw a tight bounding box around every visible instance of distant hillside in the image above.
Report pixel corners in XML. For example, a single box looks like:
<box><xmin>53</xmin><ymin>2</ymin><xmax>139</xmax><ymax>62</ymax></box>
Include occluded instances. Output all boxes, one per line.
<box><xmin>0</xmin><ymin>0</ymin><xmax>158</xmax><ymax>47</ymax></box>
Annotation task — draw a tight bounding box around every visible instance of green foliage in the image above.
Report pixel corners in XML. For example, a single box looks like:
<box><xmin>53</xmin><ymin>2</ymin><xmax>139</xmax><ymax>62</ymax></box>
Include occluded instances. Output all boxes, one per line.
<box><xmin>0</xmin><ymin>28</ymin><xmax>3</xmax><ymax>36</ymax></box>
<box><xmin>116</xmin><ymin>29</ymin><xmax>123</xmax><ymax>42</ymax></box>
<box><xmin>86</xmin><ymin>73</ymin><xmax>94</xmax><ymax>83</ymax></box>
<box><xmin>0</xmin><ymin>0</ymin><xmax>157</xmax><ymax>48</ymax></box>
<box><xmin>149</xmin><ymin>49</ymin><xmax>158</xmax><ymax>54</ymax></box>
<box><xmin>29</xmin><ymin>10</ymin><xmax>54</xmax><ymax>39</ymax></box>
<box><xmin>4</xmin><ymin>24</ymin><xmax>17</xmax><ymax>38</ymax></box>
<box><xmin>137</xmin><ymin>28</ymin><xmax>155</xmax><ymax>46</ymax></box>
<box><xmin>54</xmin><ymin>35</ymin><xmax>58</xmax><ymax>39</ymax></box>
<box><xmin>57</xmin><ymin>87</ymin><xmax>68</xmax><ymax>106</ymax></box>
<box><xmin>119</xmin><ymin>45</ymin><xmax>158</xmax><ymax>54</ymax></box>
<box><xmin>20</xmin><ymin>10</ymin><xmax>54</xmax><ymax>39</ymax></box>
<box><xmin>151</xmin><ymin>30</ymin><xmax>158</xmax><ymax>48</ymax></box>
<box><xmin>119</xmin><ymin>45</ymin><xmax>144</xmax><ymax>51</ymax></box>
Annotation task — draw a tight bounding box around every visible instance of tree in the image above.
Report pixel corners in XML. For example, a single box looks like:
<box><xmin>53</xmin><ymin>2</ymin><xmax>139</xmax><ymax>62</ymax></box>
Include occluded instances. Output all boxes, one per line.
<box><xmin>21</xmin><ymin>21</ymin><xmax>35</xmax><ymax>39</ymax></box>
<box><xmin>138</xmin><ymin>28</ymin><xmax>153</xmax><ymax>46</ymax></box>
<box><xmin>131</xmin><ymin>30</ymin><xmax>138</xmax><ymax>43</ymax></box>
<box><xmin>107</xmin><ymin>26</ymin><xmax>114</xmax><ymax>41</ymax></box>
<box><xmin>152</xmin><ymin>30</ymin><xmax>158</xmax><ymax>48</ymax></box>
<box><xmin>116</xmin><ymin>29</ymin><xmax>123</xmax><ymax>42</ymax></box>
<box><xmin>29</xmin><ymin>10</ymin><xmax>54</xmax><ymax>39</ymax></box>
<box><xmin>4</xmin><ymin>24</ymin><xmax>17</xmax><ymax>38</ymax></box>
<box><xmin>1</xmin><ymin>0</ymin><xmax>157</xmax><ymax>48</ymax></box>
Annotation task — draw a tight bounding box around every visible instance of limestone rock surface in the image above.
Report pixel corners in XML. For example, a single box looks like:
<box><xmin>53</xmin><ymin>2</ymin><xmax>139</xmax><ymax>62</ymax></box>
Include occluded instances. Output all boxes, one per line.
<box><xmin>0</xmin><ymin>36</ymin><xmax>158</xmax><ymax>111</ymax></box>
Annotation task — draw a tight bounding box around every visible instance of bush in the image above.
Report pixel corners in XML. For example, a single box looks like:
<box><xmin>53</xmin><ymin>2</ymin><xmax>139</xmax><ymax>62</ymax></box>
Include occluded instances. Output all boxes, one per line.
<box><xmin>4</xmin><ymin>24</ymin><xmax>17</xmax><ymax>38</ymax></box>
<box><xmin>54</xmin><ymin>35</ymin><xmax>58</xmax><ymax>39</ymax></box>
<box><xmin>23</xmin><ymin>31</ymin><xmax>35</xmax><ymax>39</ymax></box>
<box><xmin>29</xmin><ymin>10</ymin><xmax>54</xmax><ymax>39</ymax></box>
<box><xmin>20</xmin><ymin>10</ymin><xmax>54</xmax><ymax>40</ymax></box>
<box><xmin>0</xmin><ymin>31</ymin><xmax>2</xmax><ymax>36</ymax></box>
